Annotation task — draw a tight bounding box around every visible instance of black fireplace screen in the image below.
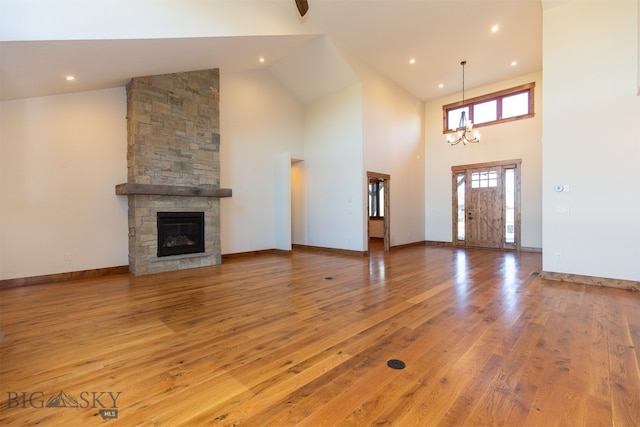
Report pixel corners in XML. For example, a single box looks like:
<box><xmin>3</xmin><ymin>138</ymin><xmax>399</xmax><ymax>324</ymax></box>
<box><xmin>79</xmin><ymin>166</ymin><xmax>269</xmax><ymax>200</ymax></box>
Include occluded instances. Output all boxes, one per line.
<box><xmin>157</xmin><ymin>212</ymin><xmax>205</xmax><ymax>257</ymax></box>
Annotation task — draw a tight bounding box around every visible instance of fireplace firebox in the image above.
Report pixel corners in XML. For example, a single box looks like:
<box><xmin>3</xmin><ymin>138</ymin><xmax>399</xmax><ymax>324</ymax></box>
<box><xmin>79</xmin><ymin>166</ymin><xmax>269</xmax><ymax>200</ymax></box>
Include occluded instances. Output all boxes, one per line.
<box><xmin>157</xmin><ymin>212</ymin><xmax>205</xmax><ymax>257</ymax></box>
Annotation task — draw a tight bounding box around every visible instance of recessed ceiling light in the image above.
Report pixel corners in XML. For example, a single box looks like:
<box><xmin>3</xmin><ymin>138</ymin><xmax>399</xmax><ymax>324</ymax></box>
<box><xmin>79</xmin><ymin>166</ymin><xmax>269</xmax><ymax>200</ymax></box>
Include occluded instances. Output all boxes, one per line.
<box><xmin>65</xmin><ymin>75</ymin><xmax>75</xmax><ymax>81</ymax></box>
<box><xmin>409</xmin><ymin>58</ymin><xmax>416</xmax><ymax>65</ymax></box>
<box><xmin>511</xmin><ymin>61</ymin><xmax>518</xmax><ymax>66</ymax></box>
<box><xmin>491</xmin><ymin>25</ymin><xmax>499</xmax><ymax>33</ymax></box>
<box><xmin>259</xmin><ymin>57</ymin><xmax>265</xmax><ymax>63</ymax></box>
<box><xmin>438</xmin><ymin>83</ymin><xmax>444</xmax><ymax>88</ymax></box>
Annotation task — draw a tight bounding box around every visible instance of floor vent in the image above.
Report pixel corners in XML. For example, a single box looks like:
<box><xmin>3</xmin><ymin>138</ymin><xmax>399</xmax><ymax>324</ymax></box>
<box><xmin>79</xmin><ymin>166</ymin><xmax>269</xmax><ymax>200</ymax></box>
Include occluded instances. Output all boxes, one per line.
<box><xmin>387</xmin><ymin>359</ymin><xmax>406</xmax><ymax>370</ymax></box>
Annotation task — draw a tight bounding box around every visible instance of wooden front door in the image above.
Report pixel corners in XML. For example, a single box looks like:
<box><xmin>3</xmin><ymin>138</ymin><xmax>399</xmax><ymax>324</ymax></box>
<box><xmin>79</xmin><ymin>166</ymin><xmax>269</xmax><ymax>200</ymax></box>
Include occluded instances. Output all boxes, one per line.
<box><xmin>465</xmin><ymin>167</ymin><xmax>503</xmax><ymax>248</ymax></box>
<box><xmin>452</xmin><ymin>160</ymin><xmax>521</xmax><ymax>251</ymax></box>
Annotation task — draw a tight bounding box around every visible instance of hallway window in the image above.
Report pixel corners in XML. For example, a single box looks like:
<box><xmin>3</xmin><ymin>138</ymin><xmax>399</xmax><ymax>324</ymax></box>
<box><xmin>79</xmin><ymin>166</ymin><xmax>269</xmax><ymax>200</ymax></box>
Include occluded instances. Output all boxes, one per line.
<box><xmin>369</xmin><ymin>180</ymin><xmax>385</xmax><ymax>218</ymax></box>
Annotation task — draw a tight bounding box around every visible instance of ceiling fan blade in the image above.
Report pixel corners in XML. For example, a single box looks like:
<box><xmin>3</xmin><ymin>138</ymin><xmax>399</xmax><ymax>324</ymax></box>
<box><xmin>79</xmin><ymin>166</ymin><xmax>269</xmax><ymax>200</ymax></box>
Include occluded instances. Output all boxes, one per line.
<box><xmin>295</xmin><ymin>0</ymin><xmax>309</xmax><ymax>17</ymax></box>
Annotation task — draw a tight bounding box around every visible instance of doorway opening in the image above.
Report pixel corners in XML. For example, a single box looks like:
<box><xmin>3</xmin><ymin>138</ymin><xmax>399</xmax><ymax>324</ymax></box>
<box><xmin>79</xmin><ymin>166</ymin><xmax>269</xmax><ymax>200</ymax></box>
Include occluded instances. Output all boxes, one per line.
<box><xmin>367</xmin><ymin>172</ymin><xmax>390</xmax><ymax>252</ymax></box>
<box><xmin>451</xmin><ymin>159</ymin><xmax>521</xmax><ymax>251</ymax></box>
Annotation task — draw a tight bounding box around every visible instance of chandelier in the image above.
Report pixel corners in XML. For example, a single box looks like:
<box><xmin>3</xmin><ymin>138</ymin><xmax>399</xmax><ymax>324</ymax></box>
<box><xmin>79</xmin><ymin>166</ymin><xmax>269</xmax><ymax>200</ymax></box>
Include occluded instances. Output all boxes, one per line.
<box><xmin>447</xmin><ymin>61</ymin><xmax>480</xmax><ymax>145</ymax></box>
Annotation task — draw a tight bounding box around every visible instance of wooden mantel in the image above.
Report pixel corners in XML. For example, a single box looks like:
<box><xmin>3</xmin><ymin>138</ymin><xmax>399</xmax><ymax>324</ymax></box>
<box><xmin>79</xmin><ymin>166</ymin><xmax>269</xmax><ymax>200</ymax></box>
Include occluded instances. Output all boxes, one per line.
<box><xmin>115</xmin><ymin>183</ymin><xmax>232</xmax><ymax>198</ymax></box>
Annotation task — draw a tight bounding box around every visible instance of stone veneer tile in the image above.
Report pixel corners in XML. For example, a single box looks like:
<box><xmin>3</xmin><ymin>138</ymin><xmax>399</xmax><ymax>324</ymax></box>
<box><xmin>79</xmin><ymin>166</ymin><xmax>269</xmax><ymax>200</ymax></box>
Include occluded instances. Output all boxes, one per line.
<box><xmin>126</xmin><ymin>69</ymin><xmax>221</xmax><ymax>275</ymax></box>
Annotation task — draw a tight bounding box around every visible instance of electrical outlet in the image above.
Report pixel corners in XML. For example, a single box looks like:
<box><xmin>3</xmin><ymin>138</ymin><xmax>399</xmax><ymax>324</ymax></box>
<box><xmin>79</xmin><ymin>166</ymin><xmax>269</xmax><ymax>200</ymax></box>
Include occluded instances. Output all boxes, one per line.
<box><xmin>64</xmin><ymin>253</ymin><xmax>72</xmax><ymax>261</ymax></box>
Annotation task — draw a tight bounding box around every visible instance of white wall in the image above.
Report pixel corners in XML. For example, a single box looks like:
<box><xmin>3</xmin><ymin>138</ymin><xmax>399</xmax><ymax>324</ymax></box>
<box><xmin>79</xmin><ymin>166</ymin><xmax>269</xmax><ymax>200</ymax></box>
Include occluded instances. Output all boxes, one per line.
<box><xmin>335</xmin><ymin>44</ymin><xmax>425</xmax><ymax>248</ymax></box>
<box><xmin>361</xmin><ymin>72</ymin><xmax>425</xmax><ymax>248</ymax></box>
<box><xmin>0</xmin><ymin>88</ymin><xmax>128</xmax><ymax>280</ymax></box>
<box><xmin>273</xmin><ymin>151</ymin><xmax>292</xmax><ymax>251</ymax></box>
<box><xmin>301</xmin><ymin>84</ymin><xmax>365</xmax><ymax>251</ymax></box>
<box><xmin>291</xmin><ymin>159</ymin><xmax>307</xmax><ymax>245</ymax></box>
<box><xmin>220</xmin><ymin>70</ymin><xmax>304</xmax><ymax>254</ymax></box>
<box><xmin>0</xmin><ymin>69</ymin><xmax>306</xmax><ymax>279</ymax></box>
<box><xmin>424</xmin><ymin>72</ymin><xmax>543</xmax><ymax>249</ymax></box>
<box><xmin>0</xmin><ymin>0</ymin><xmax>309</xmax><ymax>41</ymax></box>
<box><xmin>369</xmin><ymin>219</ymin><xmax>384</xmax><ymax>238</ymax></box>
<box><xmin>542</xmin><ymin>0</ymin><xmax>640</xmax><ymax>281</ymax></box>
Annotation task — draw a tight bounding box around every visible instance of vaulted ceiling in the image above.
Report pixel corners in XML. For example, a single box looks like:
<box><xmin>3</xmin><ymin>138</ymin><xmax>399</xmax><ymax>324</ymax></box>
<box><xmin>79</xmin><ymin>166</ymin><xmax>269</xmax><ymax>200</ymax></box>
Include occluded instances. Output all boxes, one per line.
<box><xmin>0</xmin><ymin>0</ymin><xmax>542</xmax><ymax>103</ymax></box>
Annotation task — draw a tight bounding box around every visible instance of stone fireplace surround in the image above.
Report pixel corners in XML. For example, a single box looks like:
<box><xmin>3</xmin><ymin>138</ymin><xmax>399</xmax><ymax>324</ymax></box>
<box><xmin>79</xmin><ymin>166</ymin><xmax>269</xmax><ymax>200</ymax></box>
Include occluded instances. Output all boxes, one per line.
<box><xmin>116</xmin><ymin>68</ymin><xmax>231</xmax><ymax>275</ymax></box>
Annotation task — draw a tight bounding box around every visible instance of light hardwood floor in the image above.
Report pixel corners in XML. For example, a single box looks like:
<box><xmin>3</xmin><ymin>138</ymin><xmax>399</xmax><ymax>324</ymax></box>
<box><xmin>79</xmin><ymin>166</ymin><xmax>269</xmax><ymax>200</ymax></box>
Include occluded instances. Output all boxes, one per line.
<box><xmin>1</xmin><ymin>244</ymin><xmax>639</xmax><ymax>426</ymax></box>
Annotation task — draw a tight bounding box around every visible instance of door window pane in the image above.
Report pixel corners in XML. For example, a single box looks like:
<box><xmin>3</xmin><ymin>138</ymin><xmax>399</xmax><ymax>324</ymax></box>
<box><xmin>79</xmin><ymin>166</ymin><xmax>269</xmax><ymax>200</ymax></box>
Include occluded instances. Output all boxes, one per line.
<box><xmin>471</xmin><ymin>171</ymin><xmax>498</xmax><ymax>188</ymax></box>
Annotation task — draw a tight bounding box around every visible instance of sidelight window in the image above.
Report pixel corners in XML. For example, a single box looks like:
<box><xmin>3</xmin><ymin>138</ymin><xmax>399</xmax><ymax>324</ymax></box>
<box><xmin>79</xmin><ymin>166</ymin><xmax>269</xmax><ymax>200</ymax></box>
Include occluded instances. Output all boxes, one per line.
<box><xmin>505</xmin><ymin>168</ymin><xmax>515</xmax><ymax>244</ymax></box>
<box><xmin>456</xmin><ymin>173</ymin><xmax>465</xmax><ymax>241</ymax></box>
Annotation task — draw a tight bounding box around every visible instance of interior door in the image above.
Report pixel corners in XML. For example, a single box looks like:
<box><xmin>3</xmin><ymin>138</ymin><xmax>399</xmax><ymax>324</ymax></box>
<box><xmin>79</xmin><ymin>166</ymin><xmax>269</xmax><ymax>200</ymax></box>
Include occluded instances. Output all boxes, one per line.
<box><xmin>465</xmin><ymin>167</ymin><xmax>503</xmax><ymax>248</ymax></box>
<box><xmin>367</xmin><ymin>171</ymin><xmax>390</xmax><ymax>252</ymax></box>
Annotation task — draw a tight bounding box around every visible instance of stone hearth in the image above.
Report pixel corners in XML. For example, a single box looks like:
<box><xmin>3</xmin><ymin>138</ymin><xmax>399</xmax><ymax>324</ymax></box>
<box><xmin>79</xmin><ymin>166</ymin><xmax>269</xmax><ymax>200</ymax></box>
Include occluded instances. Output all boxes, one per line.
<box><xmin>116</xmin><ymin>68</ymin><xmax>231</xmax><ymax>275</ymax></box>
